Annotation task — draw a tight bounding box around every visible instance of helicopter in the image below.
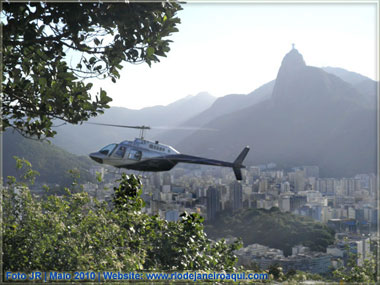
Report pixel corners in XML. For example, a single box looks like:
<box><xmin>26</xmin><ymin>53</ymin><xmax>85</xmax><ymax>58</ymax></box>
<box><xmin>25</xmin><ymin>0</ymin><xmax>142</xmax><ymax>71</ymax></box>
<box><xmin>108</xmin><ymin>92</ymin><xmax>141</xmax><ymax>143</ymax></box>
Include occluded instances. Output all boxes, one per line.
<box><xmin>89</xmin><ymin>123</ymin><xmax>250</xmax><ymax>180</ymax></box>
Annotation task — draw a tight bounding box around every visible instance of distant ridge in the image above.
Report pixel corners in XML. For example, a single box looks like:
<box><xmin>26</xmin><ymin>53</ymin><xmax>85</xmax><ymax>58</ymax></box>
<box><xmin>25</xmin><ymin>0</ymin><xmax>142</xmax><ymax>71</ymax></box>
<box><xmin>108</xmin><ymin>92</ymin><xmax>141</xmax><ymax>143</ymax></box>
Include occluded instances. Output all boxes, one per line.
<box><xmin>157</xmin><ymin>80</ymin><xmax>275</xmax><ymax>145</ymax></box>
<box><xmin>322</xmin><ymin>66</ymin><xmax>373</xmax><ymax>85</ymax></box>
<box><xmin>50</xmin><ymin>92</ymin><xmax>216</xmax><ymax>155</ymax></box>
<box><xmin>322</xmin><ymin>66</ymin><xmax>377</xmax><ymax>108</ymax></box>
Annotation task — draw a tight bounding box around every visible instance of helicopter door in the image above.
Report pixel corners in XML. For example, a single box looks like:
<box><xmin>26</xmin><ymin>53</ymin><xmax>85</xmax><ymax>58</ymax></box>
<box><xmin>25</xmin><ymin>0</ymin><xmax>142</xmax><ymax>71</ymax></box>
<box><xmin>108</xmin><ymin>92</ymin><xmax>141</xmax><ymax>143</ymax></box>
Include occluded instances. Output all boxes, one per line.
<box><xmin>112</xmin><ymin>145</ymin><xmax>127</xmax><ymax>159</ymax></box>
<box><xmin>128</xmin><ymin>149</ymin><xmax>142</xmax><ymax>161</ymax></box>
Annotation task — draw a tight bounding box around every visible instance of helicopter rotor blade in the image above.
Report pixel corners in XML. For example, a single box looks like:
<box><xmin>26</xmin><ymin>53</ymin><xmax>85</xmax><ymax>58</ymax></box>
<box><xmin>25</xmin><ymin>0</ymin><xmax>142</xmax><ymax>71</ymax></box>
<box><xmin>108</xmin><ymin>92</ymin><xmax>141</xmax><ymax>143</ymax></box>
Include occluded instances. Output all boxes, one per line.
<box><xmin>153</xmin><ymin>126</ymin><xmax>217</xmax><ymax>131</ymax></box>
<box><xmin>86</xmin><ymin>122</ymin><xmax>216</xmax><ymax>132</ymax></box>
<box><xmin>86</xmin><ymin>122</ymin><xmax>151</xmax><ymax>130</ymax></box>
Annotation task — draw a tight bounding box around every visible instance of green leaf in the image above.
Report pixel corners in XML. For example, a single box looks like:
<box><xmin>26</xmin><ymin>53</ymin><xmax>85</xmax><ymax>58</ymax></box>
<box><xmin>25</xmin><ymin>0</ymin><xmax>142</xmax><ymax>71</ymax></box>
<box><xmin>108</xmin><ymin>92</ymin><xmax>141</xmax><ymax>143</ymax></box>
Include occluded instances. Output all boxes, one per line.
<box><xmin>89</xmin><ymin>57</ymin><xmax>96</xmax><ymax>65</ymax></box>
<box><xmin>146</xmin><ymin>46</ymin><xmax>155</xmax><ymax>57</ymax></box>
<box><xmin>38</xmin><ymin>77</ymin><xmax>47</xmax><ymax>86</ymax></box>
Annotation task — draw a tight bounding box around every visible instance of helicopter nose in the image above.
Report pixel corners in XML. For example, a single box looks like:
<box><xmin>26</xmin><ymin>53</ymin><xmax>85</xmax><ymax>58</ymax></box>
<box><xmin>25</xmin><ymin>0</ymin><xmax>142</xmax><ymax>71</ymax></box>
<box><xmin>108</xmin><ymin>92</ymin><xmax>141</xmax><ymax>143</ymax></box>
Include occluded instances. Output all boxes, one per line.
<box><xmin>89</xmin><ymin>152</ymin><xmax>103</xmax><ymax>164</ymax></box>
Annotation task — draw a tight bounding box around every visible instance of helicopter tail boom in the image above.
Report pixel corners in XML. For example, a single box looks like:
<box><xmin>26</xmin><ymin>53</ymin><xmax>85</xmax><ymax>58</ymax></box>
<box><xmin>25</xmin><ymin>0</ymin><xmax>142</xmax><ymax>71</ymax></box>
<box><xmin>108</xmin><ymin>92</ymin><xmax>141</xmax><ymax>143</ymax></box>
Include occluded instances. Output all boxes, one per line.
<box><xmin>232</xmin><ymin>146</ymin><xmax>250</xmax><ymax>180</ymax></box>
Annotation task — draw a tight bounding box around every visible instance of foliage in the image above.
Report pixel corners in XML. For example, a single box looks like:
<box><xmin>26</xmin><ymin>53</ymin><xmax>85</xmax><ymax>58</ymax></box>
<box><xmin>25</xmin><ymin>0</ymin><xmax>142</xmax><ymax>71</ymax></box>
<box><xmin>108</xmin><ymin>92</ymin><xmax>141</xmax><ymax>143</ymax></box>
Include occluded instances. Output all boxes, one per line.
<box><xmin>205</xmin><ymin>207</ymin><xmax>335</xmax><ymax>256</ymax></box>
<box><xmin>11</xmin><ymin>156</ymin><xmax>40</xmax><ymax>185</ymax></box>
<box><xmin>261</xmin><ymin>241</ymin><xmax>379</xmax><ymax>283</ymax></box>
<box><xmin>267</xmin><ymin>263</ymin><xmax>283</xmax><ymax>280</ymax></box>
<box><xmin>265</xmin><ymin>265</ymin><xmax>325</xmax><ymax>283</ymax></box>
<box><xmin>3</xmin><ymin>171</ymin><xmax>241</xmax><ymax>272</ymax></box>
<box><xmin>113</xmin><ymin>173</ymin><xmax>145</xmax><ymax>212</ymax></box>
<box><xmin>260</xmin><ymin>239</ymin><xmax>379</xmax><ymax>283</ymax></box>
<box><xmin>332</xmin><ymin>246</ymin><xmax>378</xmax><ymax>283</ymax></box>
<box><xmin>142</xmin><ymin>212</ymin><xmax>241</xmax><ymax>271</ymax></box>
<box><xmin>2</xmin><ymin>2</ymin><xmax>182</xmax><ymax>138</ymax></box>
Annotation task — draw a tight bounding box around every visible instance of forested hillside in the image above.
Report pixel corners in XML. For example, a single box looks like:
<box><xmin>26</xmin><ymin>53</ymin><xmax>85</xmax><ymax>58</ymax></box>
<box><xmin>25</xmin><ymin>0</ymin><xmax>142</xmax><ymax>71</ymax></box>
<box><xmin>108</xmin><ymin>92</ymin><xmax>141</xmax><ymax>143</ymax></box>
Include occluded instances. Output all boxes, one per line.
<box><xmin>3</xmin><ymin>130</ymin><xmax>95</xmax><ymax>186</ymax></box>
<box><xmin>205</xmin><ymin>207</ymin><xmax>335</xmax><ymax>256</ymax></box>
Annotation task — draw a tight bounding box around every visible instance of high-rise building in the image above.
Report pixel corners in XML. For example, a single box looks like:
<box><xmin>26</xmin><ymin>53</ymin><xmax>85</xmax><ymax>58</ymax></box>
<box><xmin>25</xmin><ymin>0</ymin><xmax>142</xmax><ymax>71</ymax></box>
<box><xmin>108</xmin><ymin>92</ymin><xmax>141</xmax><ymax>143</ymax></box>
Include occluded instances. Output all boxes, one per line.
<box><xmin>279</xmin><ymin>194</ymin><xmax>291</xmax><ymax>212</ymax></box>
<box><xmin>326</xmin><ymin>178</ymin><xmax>336</xmax><ymax>196</ymax></box>
<box><xmin>250</xmin><ymin>166</ymin><xmax>261</xmax><ymax>178</ymax></box>
<box><xmin>368</xmin><ymin>174</ymin><xmax>377</xmax><ymax>195</ymax></box>
<box><xmin>290</xmin><ymin>195</ymin><xmax>307</xmax><ymax>212</ymax></box>
<box><xmin>230</xmin><ymin>181</ymin><xmax>243</xmax><ymax>212</ymax></box>
<box><xmin>162</xmin><ymin>184</ymin><xmax>171</xmax><ymax>193</ymax></box>
<box><xmin>258</xmin><ymin>178</ymin><xmax>268</xmax><ymax>193</ymax></box>
<box><xmin>152</xmin><ymin>172</ymin><xmax>162</xmax><ymax>189</ymax></box>
<box><xmin>317</xmin><ymin>179</ymin><xmax>326</xmax><ymax>194</ymax></box>
<box><xmin>215</xmin><ymin>184</ymin><xmax>229</xmax><ymax>210</ymax></box>
<box><xmin>162</xmin><ymin>172</ymin><xmax>172</xmax><ymax>186</ymax></box>
<box><xmin>207</xmin><ymin>186</ymin><xmax>221</xmax><ymax>221</ymax></box>
<box><xmin>302</xmin><ymin>166</ymin><xmax>320</xmax><ymax>178</ymax></box>
<box><xmin>316</xmin><ymin>178</ymin><xmax>338</xmax><ymax>195</ymax></box>
<box><xmin>289</xmin><ymin>170</ymin><xmax>305</xmax><ymax>192</ymax></box>
<box><xmin>342</xmin><ymin>178</ymin><xmax>360</xmax><ymax>196</ymax></box>
<box><xmin>280</xmin><ymin>181</ymin><xmax>291</xmax><ymax>193</ymax></box>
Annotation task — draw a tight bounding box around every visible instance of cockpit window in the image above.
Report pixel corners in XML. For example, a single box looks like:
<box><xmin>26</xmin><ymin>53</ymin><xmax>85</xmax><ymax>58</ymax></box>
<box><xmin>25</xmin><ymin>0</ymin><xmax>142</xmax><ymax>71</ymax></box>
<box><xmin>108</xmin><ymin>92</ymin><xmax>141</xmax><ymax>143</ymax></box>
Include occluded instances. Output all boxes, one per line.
<box><xmin>99</xmin><ymin>144</ymin><xmax>117</xmax><ymax>156</ymax></box>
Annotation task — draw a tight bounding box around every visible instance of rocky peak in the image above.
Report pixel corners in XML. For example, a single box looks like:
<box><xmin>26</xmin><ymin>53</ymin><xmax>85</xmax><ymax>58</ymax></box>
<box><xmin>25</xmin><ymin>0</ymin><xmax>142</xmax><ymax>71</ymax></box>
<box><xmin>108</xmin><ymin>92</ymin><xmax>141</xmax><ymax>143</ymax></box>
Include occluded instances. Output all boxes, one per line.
<box><xmin>272</xmin><ymin>46</ymin><xmax>308</xmax><ymax>102</ymax></box>
<box><xmin>277</xmin><ymin>46</ymin><xmax>306</xmax><ymax>75</ymax></box>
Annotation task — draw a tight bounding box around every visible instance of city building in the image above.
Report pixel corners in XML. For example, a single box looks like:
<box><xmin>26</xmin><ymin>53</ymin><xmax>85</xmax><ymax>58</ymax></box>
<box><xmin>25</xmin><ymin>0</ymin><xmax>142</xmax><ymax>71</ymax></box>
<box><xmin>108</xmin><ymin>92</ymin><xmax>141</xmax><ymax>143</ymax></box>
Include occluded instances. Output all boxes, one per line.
<box><xmin>207</xmin><ymin>186</ymin><xmax>221</xmax><ymax>221</ymax></box>
<box><xmin>230</xmin><ymin>181</ymin><xmax>243</xmax><ymax>211</ymax></box>
<box><xmin>302</xmin><ymin>166</ymin><xmax>319</xmax><ymax>178</ymax></box>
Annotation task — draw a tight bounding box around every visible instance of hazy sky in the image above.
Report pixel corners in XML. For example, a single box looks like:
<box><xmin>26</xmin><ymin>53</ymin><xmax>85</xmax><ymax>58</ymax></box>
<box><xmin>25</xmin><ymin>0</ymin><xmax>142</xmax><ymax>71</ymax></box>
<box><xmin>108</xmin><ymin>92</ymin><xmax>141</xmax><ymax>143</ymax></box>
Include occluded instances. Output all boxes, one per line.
<box><xmin>90</xmin><ymin>2</ymin><xmax>377</xmax><ymax>110</ymax></box>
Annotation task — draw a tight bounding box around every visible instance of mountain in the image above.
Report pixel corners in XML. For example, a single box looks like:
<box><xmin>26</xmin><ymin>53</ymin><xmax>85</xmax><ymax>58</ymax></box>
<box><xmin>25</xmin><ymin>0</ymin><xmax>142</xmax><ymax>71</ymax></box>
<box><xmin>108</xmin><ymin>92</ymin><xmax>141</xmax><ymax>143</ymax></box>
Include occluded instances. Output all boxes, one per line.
<box><xmin>157</xmin><ymin>80</ymin><xmax>275</xmax><ymax>146</ymax></box>
<box><xmin>322</xmin><ymin>66</ymin><xmax>377</xmax><ymax>107</ymax></box>
<box><xmin>322</xmin><ymin>66</ymin><xmax>372</xmax><ymax>85</ymax></box>
<box><xmin>175</xmin><ymin>48</ymin><xmax>377</xmax><ymax>177</ymax></box>
<box><xmin>187</xmin><ymin>81</ymin><xmax>274</xmax><ymax>127</ymax></box>
<box><xmin>3</xmin><ymin>130</ymin><xmax>95</xmax><ymax>186</ymax></box>
<box><xmin>128</xmin><ymin>91</ymin><xmax>216</xmax><ymax>126</ymax></box>
<box><xmin>50</xmin><ymin>92</ymin><xmax>216</xmax><ymax>155</ymax></box>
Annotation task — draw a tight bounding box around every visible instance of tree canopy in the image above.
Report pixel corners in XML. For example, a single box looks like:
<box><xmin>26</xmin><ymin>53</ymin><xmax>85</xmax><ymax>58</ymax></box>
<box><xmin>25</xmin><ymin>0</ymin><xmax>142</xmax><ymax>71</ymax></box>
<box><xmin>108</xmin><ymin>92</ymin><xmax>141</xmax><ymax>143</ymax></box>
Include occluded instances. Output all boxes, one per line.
<box><xmin>3</xmin><ymin>169</ymin><xmax>241</xmax><ymax>272</ymax></box>
<box><xmin>2</xmin><ymin>2</ymin><xmax>182</xmax><ymax>138</ymax></box>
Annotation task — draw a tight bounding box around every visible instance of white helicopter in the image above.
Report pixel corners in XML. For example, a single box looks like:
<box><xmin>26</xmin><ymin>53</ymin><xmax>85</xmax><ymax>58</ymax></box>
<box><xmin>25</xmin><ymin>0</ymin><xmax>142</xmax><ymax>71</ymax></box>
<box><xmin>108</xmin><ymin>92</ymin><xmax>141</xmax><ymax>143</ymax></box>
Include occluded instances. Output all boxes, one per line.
<box><xmin>89</xmin><ymin>123</ymin><xmax>250</xmax><ymax>180</ymax></box>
